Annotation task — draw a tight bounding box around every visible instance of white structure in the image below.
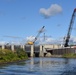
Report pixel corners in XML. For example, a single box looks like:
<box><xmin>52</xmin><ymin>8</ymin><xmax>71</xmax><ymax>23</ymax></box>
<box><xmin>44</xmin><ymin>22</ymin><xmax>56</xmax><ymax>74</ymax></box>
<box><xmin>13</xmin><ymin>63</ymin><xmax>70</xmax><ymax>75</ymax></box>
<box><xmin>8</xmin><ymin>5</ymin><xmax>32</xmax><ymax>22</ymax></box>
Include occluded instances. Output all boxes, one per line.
<box><xmin>39</xmin><ymin>45</ymin><xmax>44</xmax><ymax>57</ymax></box>
<box><xmin>31</xmin><ymin>45</ymin><xmax>34</xmax><ymax>57</ymax></box>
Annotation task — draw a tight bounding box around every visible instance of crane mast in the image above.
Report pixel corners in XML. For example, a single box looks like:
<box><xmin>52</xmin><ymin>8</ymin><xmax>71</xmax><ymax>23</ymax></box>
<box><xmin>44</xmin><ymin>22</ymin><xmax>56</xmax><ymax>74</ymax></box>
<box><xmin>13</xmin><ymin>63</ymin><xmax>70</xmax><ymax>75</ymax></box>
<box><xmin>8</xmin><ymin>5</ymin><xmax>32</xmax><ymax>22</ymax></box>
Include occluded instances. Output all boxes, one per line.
<box><xmin>64</xmin><ymin>8</ymin><xmax>76</xmax><ymax>47</ymax></box>
<box><xmin>33</xmin><ymin>26</ymin><xmax>45</xmax><ymax>43</ymax></box>
<box><xmin>27</xmin><ymin>26</ymin><xmax>45</xmax><ymax>45</ymax></box>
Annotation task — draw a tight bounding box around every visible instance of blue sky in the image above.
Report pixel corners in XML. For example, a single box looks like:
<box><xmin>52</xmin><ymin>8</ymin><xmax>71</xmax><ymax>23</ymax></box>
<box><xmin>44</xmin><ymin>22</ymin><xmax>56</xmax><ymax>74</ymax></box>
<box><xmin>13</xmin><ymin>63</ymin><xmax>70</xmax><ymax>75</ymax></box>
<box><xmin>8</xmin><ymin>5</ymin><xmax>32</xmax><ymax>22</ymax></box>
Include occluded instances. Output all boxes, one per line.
<box><xmin>0</xmin><ymin>0</ymin><xmax>76</xmax><ymax>44</ymax></box>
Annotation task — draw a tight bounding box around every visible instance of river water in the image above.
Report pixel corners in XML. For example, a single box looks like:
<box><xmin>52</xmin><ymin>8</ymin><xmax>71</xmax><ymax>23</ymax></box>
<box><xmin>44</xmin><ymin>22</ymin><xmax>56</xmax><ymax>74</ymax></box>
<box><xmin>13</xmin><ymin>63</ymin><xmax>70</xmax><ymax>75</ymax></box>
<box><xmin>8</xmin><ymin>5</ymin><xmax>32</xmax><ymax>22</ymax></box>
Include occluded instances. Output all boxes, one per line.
<box><xmin>0</xmin><ymin>57</ymin><xmax>76</xmax><ymax>75</ymax></box>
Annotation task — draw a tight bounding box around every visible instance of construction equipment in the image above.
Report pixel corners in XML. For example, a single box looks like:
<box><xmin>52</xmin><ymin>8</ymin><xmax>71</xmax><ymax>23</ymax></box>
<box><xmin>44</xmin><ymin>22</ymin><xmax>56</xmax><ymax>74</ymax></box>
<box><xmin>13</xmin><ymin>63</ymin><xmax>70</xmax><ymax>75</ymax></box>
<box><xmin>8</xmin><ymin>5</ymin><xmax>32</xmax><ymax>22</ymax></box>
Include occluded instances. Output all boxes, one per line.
<box><xmin>64</xmin><ymin>8</ymin><xmax>76</xmax><ymax>47</ymax></box>
<box><xmin>27</xmin><ymin>26</ymin><xmax>45</xmax><ymax>45</ymax></box>
<box><xmin>40</xmin><ymin>33</ymin><xmax>51</xmax><ymax>41</ymax></box>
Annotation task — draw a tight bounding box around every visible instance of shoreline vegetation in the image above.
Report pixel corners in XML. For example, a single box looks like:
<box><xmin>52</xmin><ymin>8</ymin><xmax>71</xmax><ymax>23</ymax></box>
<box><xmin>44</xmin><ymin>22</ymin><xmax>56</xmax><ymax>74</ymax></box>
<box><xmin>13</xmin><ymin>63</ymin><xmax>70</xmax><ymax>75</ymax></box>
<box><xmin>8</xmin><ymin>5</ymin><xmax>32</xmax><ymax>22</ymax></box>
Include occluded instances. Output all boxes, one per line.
<box><xmin>62</xmin><ymin>53</ymin><xmax>76</xmax><ymax>58</ymax></box>
<box><xmin>0</xmin><ymin>48</ymin><xmax>28</xmax><ymax>64</ymax></box>
<box><xmin>0</xmin><ymin>48</ymin><xmax>76</xmax><ymax>64</ymax></box>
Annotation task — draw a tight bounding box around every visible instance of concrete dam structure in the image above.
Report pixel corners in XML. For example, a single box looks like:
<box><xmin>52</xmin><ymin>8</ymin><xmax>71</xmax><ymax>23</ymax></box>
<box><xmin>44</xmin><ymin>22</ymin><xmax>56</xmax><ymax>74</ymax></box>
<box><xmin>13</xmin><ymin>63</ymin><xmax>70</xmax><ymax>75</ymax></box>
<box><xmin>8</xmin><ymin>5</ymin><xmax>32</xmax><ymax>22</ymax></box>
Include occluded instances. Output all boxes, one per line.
<box><xmin>0</xmin><ymin>44</ymin><xmax>76</xmax><ymax>57</ymax></box>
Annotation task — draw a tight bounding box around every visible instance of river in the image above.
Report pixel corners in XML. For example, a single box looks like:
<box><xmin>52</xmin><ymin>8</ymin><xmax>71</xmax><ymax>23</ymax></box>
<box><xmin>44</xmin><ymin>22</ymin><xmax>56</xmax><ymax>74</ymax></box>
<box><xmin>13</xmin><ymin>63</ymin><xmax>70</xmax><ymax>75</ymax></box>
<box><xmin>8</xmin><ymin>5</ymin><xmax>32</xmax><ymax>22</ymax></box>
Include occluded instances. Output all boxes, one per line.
<box><xmin>0</xmin><ymin>57</ymin><xmax>76</xmax><ymax>75</ymax></box>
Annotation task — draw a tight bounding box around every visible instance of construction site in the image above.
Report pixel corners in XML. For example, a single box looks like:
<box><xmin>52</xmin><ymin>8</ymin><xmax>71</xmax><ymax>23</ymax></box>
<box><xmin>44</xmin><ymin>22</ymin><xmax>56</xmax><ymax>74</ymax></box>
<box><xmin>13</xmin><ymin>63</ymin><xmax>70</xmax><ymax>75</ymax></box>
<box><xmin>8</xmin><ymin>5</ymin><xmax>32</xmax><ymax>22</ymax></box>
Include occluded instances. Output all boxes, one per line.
<box><xmin>0</xmin><ymin>8</ymin><xmax>76</xmax><ymax>57</ymax></box>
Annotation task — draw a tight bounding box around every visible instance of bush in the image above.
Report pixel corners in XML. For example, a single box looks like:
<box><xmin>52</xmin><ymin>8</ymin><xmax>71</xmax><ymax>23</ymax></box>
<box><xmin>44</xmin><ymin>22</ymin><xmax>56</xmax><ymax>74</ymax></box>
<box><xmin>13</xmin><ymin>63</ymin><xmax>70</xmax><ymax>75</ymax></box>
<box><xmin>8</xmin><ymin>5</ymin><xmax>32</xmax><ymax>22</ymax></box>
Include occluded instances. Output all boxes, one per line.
<box><xmin>16</xmin><ymin>48</ymin><xmax>28</xmax><ymax>59</ymax></box>
<box><xmin>0</xmin><ymin>48</ymin><xmax>28</xmax><ymax>63</ymax></box>
<box><xmin>63</xmin><ymin>53</ymin><xmax>76</xmax><ymax>58</ymax></box>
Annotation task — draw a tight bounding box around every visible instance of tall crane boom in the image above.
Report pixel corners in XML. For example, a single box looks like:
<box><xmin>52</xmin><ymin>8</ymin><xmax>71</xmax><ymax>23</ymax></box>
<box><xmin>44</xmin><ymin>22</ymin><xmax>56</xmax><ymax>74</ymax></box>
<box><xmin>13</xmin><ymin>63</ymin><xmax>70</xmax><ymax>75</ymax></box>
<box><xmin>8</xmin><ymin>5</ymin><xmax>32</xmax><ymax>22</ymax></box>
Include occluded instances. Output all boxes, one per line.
<box><xmin>33</xmin><ymin>26</ymin><xmax>45</xmax><ymax>43</ymax></box>
<box><xmin>27</xmin><ymin>26</ymin><xmax>45</xmax><ymax>45</ymax></box>
<box><xmin>64</xmin><ymin>8</ymin><xmax>76</xmax><ymax>47</ymax></box>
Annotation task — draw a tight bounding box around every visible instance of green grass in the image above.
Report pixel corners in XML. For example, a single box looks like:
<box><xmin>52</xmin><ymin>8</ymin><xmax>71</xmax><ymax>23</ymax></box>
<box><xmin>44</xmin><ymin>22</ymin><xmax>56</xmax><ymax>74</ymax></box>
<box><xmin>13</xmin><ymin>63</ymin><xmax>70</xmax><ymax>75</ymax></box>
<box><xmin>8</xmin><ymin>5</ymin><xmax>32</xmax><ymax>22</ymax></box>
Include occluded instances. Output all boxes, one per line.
<box><xmin>63</xmin><ymin>53</ymin><xmax>76</xmax><ymax>58</ymax></box>
<box><xmin>0</xmin><ymin>48</ymin><xmax>28</xmax><ymax>63</ymax></box>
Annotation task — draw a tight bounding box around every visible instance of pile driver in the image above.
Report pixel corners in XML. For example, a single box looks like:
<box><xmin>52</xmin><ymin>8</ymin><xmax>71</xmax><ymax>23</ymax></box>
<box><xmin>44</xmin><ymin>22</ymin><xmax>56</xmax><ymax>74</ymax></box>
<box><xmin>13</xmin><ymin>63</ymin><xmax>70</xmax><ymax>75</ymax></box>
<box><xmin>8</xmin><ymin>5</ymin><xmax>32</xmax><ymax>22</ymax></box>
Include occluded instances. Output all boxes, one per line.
<box><xmin>64</xmin><ymin>8</ymin><xmax>76</xmax><ymax>47</ymax></box>
<box><xmin>27</xmin><ymin>26</ymin><xmax>45</xmax><ymax>45</ymax></box>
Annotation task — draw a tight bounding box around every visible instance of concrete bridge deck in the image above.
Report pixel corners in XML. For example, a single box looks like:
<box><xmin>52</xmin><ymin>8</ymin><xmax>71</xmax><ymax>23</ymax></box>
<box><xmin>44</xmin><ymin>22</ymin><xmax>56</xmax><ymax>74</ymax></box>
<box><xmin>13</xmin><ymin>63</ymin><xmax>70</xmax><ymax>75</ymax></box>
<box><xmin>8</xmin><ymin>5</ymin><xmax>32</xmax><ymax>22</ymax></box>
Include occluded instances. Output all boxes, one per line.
<box><xmin>0</xmin><ymin>44</ymin><xmax>76</xmax><ymax>57</ymax></box>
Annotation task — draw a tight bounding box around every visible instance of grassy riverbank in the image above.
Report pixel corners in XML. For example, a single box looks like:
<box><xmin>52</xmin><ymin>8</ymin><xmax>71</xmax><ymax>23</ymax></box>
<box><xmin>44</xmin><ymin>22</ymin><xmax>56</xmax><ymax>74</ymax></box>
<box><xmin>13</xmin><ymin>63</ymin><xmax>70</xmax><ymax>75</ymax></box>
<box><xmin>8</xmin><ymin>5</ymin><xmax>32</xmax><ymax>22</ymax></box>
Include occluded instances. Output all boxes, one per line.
<box><xmin>0</xmin><ymin>48</ymin><xmax>28</xmax><ymax>64</ymax></box>
<box><xmin>63</xmin><ymin>53</ymin><xmax>76</xmax><ymax>58</ymax></box>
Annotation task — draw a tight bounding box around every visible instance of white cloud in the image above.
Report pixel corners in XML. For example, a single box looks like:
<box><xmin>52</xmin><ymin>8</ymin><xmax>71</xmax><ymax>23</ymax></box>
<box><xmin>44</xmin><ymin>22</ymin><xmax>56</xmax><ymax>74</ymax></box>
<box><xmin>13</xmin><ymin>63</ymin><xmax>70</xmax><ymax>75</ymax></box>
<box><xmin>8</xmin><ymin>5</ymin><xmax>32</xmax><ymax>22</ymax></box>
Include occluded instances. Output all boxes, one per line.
<box><xmin>39</xmin><ymin>4</ymin><xmax>62</xmax><ymax>18</ymax></box>
<box><xmin>39</xmin><ymin>38</ymin><xmax>55</xmax><ymax>45</ymax></box>
<box><xmin>69</xmin><ymin>36</ymin><xmax>76</xmax><ymax>44</ymax></box>
<box><xmin>25</xmin><ymin>36</ymin><xmax>55</xmax><ymax>45</ymax></box>
<box><xmin>23</xmin><ymin>36</ymin><xmax>76</xmax><ymax>45</ymax></box>
<box><xmin>0</xmin><ymin>41</ymin><xmax>7</xmax><ymax>45</ymax></box>
<box><xmin>0</xmin><ymin>35</ymin><xmax>76</xmax><ymax>45</ymax></box>
<box><xmin>26</xmin><ymin>36</ymin><xmax>35</xmax><ymax>42</ymax></box>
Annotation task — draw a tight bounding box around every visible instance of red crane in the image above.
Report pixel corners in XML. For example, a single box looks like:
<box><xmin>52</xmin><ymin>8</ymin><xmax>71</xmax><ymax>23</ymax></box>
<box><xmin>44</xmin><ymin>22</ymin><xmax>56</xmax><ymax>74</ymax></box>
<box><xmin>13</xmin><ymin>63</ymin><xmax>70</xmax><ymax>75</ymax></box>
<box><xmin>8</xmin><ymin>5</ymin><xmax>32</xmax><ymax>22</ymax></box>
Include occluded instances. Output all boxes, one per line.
<box><xmin>64</xmin><ymin>8</ymin><xmax>76</xmax><ymax>47</ymax></box>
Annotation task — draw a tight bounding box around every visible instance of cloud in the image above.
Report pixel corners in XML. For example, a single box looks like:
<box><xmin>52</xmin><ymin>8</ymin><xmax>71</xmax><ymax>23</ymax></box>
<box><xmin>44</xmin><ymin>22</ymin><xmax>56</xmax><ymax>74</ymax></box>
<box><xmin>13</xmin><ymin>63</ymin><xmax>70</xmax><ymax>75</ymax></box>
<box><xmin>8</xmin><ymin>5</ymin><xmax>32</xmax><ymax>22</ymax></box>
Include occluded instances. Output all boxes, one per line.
<box><xmin>0</xmin><ymin>35</ymin><xmax>76</xmax><ymax>45</ymax></box>
<box><xmin>69</xmin><ymin>36</ymin><xmax>76</xmax><ymax>44</ymax></box>
<box><xmin>25</xmin><ymin>36</ymin><xmax>55</xmax><ymax>45</ymax></box>
<box><xmin>38</xmin><ymin>37</ymin><xmax>55</xmax><ymax>45</ymax></box>
<box><xmin>0</xmin><ymin>41</ymin><xmax>7</xmax><ymax>45</ymax></box>
<box><xmin>39</xmin><ymin>4</ymin><xmax>62</xmax><ymax>18</ymax></box>
<box><xmin>70</xmin><ymin>37</ymin><xmax>75</xmax><ymax>42</ymax></box>
<box><xmin>25</xmin><ymin>35</ymin><xmax>76</xmax><ymax>45</ymax></box>
<box><xmin>26</xmin><ymin>36</ymin><xmax>35</xmax><ymax>42</ymax></box>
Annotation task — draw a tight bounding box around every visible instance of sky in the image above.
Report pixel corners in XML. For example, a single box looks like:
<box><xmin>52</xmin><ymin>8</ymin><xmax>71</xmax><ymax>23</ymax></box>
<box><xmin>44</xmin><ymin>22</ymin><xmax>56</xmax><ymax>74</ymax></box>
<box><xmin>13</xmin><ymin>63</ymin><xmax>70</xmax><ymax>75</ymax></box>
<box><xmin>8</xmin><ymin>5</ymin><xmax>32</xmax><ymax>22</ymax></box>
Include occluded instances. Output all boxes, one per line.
<box><xmin>0</xmin><ymin>0</ymin><xmax>76</xmax><ymax>45</ymax></box>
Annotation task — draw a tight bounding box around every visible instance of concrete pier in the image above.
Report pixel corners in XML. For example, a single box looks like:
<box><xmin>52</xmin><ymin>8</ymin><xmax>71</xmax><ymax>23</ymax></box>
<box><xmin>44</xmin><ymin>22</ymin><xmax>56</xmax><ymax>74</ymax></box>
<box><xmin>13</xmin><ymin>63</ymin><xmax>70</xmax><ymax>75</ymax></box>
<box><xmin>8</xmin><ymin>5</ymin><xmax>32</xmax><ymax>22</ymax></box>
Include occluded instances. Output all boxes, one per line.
<box><xmin>30</xmin><ymin>45</ymin><xmax>34</xmax><ymax>57</ymax></box>
<box><xmin>39</xmin><ymin>45</ymin><xmax>44</xmax><ymax>57</ymax></box>
<box><xmin>2</xmin><ymin>45</ymin><xmax>5</xmax><ymax>50</ymax></box>
<box><xmin>11</xmin><ymin>45</ymin><xmax>14</xmax><ymax>51</ymax></box>
<box><xmin>21</xmin><ymin>45</ymin><xmax>25</xmax><ymax>50</ymax></box>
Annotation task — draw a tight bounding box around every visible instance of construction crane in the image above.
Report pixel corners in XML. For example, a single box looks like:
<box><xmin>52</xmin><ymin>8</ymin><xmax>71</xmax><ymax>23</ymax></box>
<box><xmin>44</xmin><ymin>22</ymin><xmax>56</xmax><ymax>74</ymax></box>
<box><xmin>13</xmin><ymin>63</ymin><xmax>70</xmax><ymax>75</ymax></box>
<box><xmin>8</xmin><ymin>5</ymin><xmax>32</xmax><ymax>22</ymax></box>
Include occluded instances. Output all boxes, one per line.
<box><xmin>27</xmin><ymin>26</ymin><xmax>45</xmax><ymax>45</ymax></box>
<box><xmin>41</xmin><ymin>33</ymin><xmax>51</xmax><ymax>41</ymax></box>
<box><xmin>64</xmin><ymin>8</ymin><xmax>76</xmax><ymax>47</ymax></box>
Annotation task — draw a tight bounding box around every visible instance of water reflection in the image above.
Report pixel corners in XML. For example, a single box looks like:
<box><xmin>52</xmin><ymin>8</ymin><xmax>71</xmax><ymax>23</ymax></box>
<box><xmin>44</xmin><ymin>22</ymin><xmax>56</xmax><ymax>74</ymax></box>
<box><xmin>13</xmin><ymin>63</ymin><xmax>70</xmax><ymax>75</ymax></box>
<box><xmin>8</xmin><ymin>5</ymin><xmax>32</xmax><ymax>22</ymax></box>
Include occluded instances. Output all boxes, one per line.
<box><xmin>30</xmin><ymin>57</ymin><xmax>34</xmax><ymax>71</ymax></box>
<box><xmin>0</xmin><ymin>58</ymin><xmax>76</xmax><ymax>75</ymax></box>
<box><xmin>29</xmin><ymin>57</ymin><xmax>76</xmax><ymax>75</ymax></box>
<box><xmin>61</xmin><ymin>58</ymin><xmax>76</xmax><ymax>75</ymax></box>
